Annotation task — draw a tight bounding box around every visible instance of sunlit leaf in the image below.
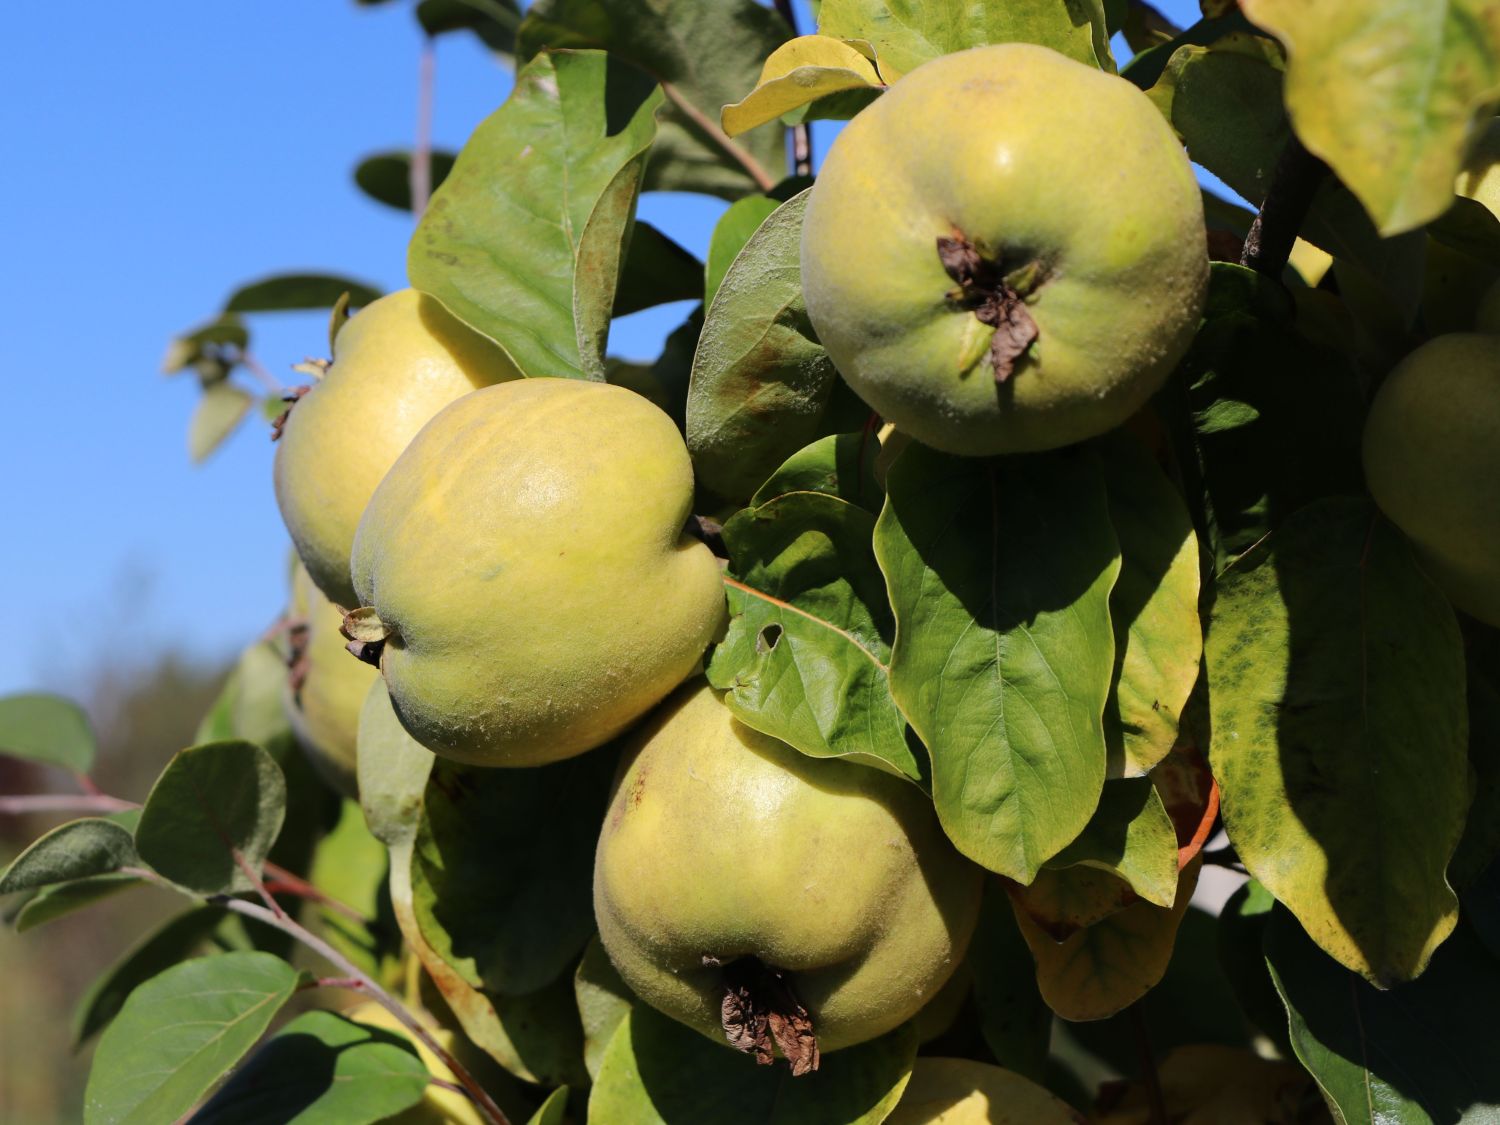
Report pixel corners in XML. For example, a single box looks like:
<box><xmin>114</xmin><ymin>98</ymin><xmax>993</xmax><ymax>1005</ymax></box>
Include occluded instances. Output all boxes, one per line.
<box><xmin>874</xmin><ymin>443</ymin><xmax>1119</xmax><ymax>882</ymax></box>
<box><xmin>0</xmin><ymin>818</ymin><xmax>139</xmax><ymax>895</ymax></box>
<box><xmin>722</xmin><ymin>36</ymin><xmax>884</xmax><ymax>137</ymax></box>
<box><xmin>1206</xmin><ymin>499</ymin><xmax>1467</xmax><ymax>985</ymax></box>
<box><xmin>189</xmin><ymin>381</ymin><xmax>254</xmax><ymax>463</ymax></box>
<box><xmin>887</xmin><ymin>1057</ymin><xmax>1084</xmax><ymax>1124</ymax></box>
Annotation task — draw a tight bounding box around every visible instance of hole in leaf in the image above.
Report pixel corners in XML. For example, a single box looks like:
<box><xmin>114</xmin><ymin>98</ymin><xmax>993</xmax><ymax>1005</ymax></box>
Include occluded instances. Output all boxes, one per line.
<box><xmin>757</xmin><ymin>624</ymin><xmax>783</xmax><ymax>653</ymax></box>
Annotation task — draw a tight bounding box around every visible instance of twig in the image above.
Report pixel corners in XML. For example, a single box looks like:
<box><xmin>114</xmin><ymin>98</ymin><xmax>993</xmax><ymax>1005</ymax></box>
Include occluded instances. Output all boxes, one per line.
<box><xmin>1240</xmin><ymin>135</ymin><xmax>1328</xmax><ymax>278</ymax></box>
<box><xmin>263</xmin><ymin>860</ymin><xmax>370</xmax><ymax>925</ymax></box>
<box><xmin>771</xmin><ymin>0</ymin><xmax>812</xmax><ymax>177</ymax></box>
<box><xmin>0</xmin><ymin>794</ymin><xmax>140</xmax><ymax>816</ymax></box>
<box><xmin>1128</xmin><ymin>1004</ymin><xmax>1168</xmax><ymax>1125</ymax></box>
<box><xmin>413</xmin><ymin>38</ymin><xmax>436</xmax><ymax>217</ymax></box>
<box><xmin>209</xmin><ymin>895</ymin><xmax>509</xmax><ymax>1125</ymax></box>
<box><xmin>660</xmin><ymin>81</ymin><xmax>778</xmax><ymax>192</ymax></box>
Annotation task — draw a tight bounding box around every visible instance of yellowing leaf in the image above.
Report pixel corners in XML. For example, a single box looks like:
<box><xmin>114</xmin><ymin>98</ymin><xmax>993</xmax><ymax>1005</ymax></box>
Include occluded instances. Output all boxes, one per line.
<box><xmin>1242</xmin><ymin>0</ymin><xmax>1500</xmax><ymax>234</ymax></box>
<box><xmin>1014</xmin><ymin>858</ymin><xmax>1201</xmax><ymax>1022</ymax></box>
<box><xmin>886</xmin><ymin>1057</ymin><xmax>1084</xmax><ymax>1125</ymax></box>
<box><xmin>722</xmin><ymin>36</ymin><xmax>884</xmax><ymax>137</ymax></box>
<box><xmin>1458</xmin><ymin>115</ymin><xmax>1500</xmax><ymax>219</ymax></box>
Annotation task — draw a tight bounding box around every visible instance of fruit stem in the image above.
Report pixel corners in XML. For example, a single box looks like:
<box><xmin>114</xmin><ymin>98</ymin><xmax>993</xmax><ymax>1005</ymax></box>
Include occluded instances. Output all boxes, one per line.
<box><xmin>412</xmin><ymin>36</ymin><xmax>436</xmax><ymax>217</ymax></box>
<box><xmin>660</xmin><ymin>81</ymin><xmax>778</xmax><ymax>192</ymax></box>
<box><xmin>1240</xmin><ymin>135</ymin><xmax>1328</xmax><ymax>279</ymax></box>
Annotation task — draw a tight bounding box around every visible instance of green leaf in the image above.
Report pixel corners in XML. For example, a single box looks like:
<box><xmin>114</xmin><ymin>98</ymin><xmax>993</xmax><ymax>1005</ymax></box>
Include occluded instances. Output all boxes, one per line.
<box><xmin>1043</xmin><ymin>777</ymin><xmax>1179</xmax><ymax>908</ymax></box>
<box><xmin>1215</xmin><ymin>880</ymin><xmax>1291</xmax><ymax>1055</ymax></box>
<box><xmin>192</xmin><ymin>1009</ymin><xmax>430</xmax><ymax>1124</ymax></box>
<box><xmin>189</xmin><ymin>381</ymin><xmax>254</xmax><ymax>463</ymax></box>
<box><xmin>968</xmin><ymin>882</ymin><xmax>1050</xmax><ymax>1082</ymax></box>
<box><xmin>0</xmin><ymin>692</ymin><xmax>96</xmax><ymax>772</ymax></box>
<box><xmin>873</xmin><ymin>444</ymin><xmax>1120</xmax><ymax>882</ymax></box>
<box><xmin>751</xmin><ymin>431</ymin><xmax>884</xmax><ymax>513</ymax></box>
<box><xmin>0</xmin><ymin>818</ymin><xmax>139</xmax><ymax>895</ymax></box>
<box><xmin>410</xmin><ymin>751</ymin><xmax>616</xmax><ymax>996</ymax></box>
<box><xmin>224</xmin><ymin>274</ymin><xmax>382</xmax><ymax>314</ymax></box>
<box><xmin>704</xmin><ymin>194</ymin><xmax>779</xmax><ymax>309</ymax></box>
<box><xmin>528</xmin><ymin>1085</ymin><xmax>571</xmax><ymax>1125</ymax></box>
<box><xmin>356</xmin><ymin>679</ymin><xmax>435</xmax><ymax>850</ymax></box>
<box><xmin>575</xmin><ymin>937</ymin><xmax>633</xmax><ymax>1081</ymax></box>
<box><xmin>408</xmin><ymin>49</ymin><xmax>661</xmax><ymax>382</ymax></box>
<box><xmin>74</xmin><ymin>906</ymin><xmax>229</xmax><ymax>1044</ymax></box>
<box><xmin>722</xmin><ymin>35</ymin><xmax>885</xmax><ymax>137</ymax></box>
<box><xmin>613</xmin><ymin>220</ymin><xmax>703</xmax><ymax>317</ymax></box>
<box><xmin>161</xmin><ymin>314</ymin><xmax>249</xmax><ymax>377</ymax></box>
<box><xmin>1096</xmin><ymin>432</ymin><xmax>1201</xmax><ymax>777</ymax></box>
<box><xmin>1241</xmin><ymin>0</ymin><xmax>1500</xmax><ymax>234</ymax></box>
<box><xmin>588</xmin><ymin>1005</ymin><xmax>917</xmax><ymax>1124</ymax></box>
<box><xmin>306</xmin><ymin>799</ymin><xmax>393</xmax><ymax>977</ymax></box>
<box><xmin>1205</xmin><ymin>499</ymin><xmax>1468</xmax><ymax>985</ymax></box>
<box><xmin>14</xmin><ymin>873</ymin><xmax>140</xmax><ymax>932</ymax></box>
<box><xmin>416</xmin><ymin>0</ymin><xmax>522</xmax><ymax>51</ymax></box>
<box><xmin>352</xmin><ymin>149</ymin><xmax>458</xmax><ymax>212</ymax></box>
<box><xmin>1170</xmin><ymin>263</ymin><xmax>1366</xmax><ymax>568</ymax></box>
<box><xmin>709</xmin><ymin>491</ymin><xmax>917</xmax><ymax>779</ymax></box>
<box><xmin>817</xmin><ymin>0</ymin><xmax>1114</xmax><ymax>79</ymax></box>
<box><xmin>134</xmin><ymin>741</ymin><xmax>288</xmax><ymax>895</ymax></box>
<box><xmin>517</xmin><ymin>0</ymin><xmax>789</xmax><ymax>199</ymax></box>
<box><xmin>82</xmin><ymin>952</ymin><xmax>301</xmax><ymax>1125</ymax></box>
<box><xmin>1266</xmin><ymin>905</ymin><xmax>1500</xmax><ymax>1124</ymax></box>
<box><xmin>687</xmin><ymin>191</ymin><xmax>867</xmax><ymax>501</ymax></box>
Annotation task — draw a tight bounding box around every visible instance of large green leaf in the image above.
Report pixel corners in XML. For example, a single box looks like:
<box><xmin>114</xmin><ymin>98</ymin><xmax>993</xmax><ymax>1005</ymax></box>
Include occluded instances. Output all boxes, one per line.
<box><xmin>873</xmin><ymin>443</ymin><xmax>1120</xmax><ymax>882</ymax></box>
<box><xmin>1096</xmin><ymin>433</ymin><xmax>1201</xmax><ymax>778</ymax></box>
<box><xmin>817</xmin><ymin>0</ymin><xmax>1114</xmax><ymax>78</ymax></box>
<box><xmin>707</xmin><ymin>490</ymin><xmax>918</xmax><ymax>780</ymax></box>
<box><xmin>1265</xmin><ymin>905</ymin><xmax>1500</xmax><ymax>1124</ymax></box>
<box><xmin>353</xmin><ymin>149</ymin><xmax>458</xmax><ymax>212</ymax></box>
<box><xmin>1241</xmin><ymin>0</ymin><xmax>1500</xmax><ymax>234</ymax></box>
<box><xmin>588</xmin><ymin>1005</ymin><xmax>916</xmax><ymax>1124</ymax></box>
<box><xmin>74</xmin><ymin>906</ymin><xmax>230</xmax><ymax>1044</ymax></box>
<box><xmin>83</xmin><ymin>952</ymin><xmax>302</xmax><ymax>1125</ymax></box>
<box><xmin>703</xmin><ymin>194</ymin><xmax>779</xmax><ymax>308</ymax></box>
<box><xmin>0</xmin><ymin>692</ymin><xmax>96</xmax><ymax>771</ymax></box>
<box><xmin>134</xmin><ymin>741</ymin><xmax>287</xmax><ymax>896</ymax></box>
<box><xmin>687</xmin><ymin>191</ymin><xmax>867</xmax><ymax>501</ymax></box>
<box><xmin>193</xmin><ymin>1010</ymin><xmax>430</xmax><ymax>1124</ymax></box>
<box><xmin>408</xmin><ymin>49</ymin><xmax>662</xmax><ymax>382</ymax></box>
<box><xmin>410</xmin><ymin>751</ymin><xmax>616</xmax><ymax>996</ymax></box>
<box><xmin>1042</xmin><ymin>777</ymin><xmax>1178</xmax><ymax>909</ymax></box>
<box><xmin>1205</xmin><ymin>499</ymin><xmax>1469</xmax><ymax>985</ymax></box>
<box><xmin>0</xmin><ymin>818</ymin><xmax>139</xmax><ymax>895</ymax></box>
<box><xmin>517</xmin><ymin>0</ymin><xmax>789</xmax><ymax>198</ymax></box>
<box><xmin>967</xmin><ymin>882</ymin><xmax>1050</xmax><ymax>1082</ymax></box>
<box><xmin>224</xmin><ymin>274</ymin><xmax>382</xmax><ymax>314</ymax></box>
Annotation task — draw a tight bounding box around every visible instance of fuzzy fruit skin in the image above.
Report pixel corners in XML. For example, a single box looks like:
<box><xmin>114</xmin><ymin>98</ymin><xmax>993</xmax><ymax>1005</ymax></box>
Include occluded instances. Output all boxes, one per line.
<box><xmin>594</xmin><ymin>683</ymin><xmax>983</xmax><ymax>1054</ymax></box>
<box><xmin>351</xmin><ymin>378</ymin><xmax>726</xmax><ymax>767</ymax></box>
<box><xmin>801</xmin><ymin>43</ymin><xmax>1208</xmax><ymax>456</ymax></box>
<box><xmin>283</xmin><ymin>563</ymin><xmax>377</xmax><ymax>797</ymax></box>
<box><xmin>1363</xmin><ymin>333</ymin><xmax>1500</xmax><ymax>625</ymax></box>
<box><xmin>274</xmin><ymin>288</ymin><xmax>520</xmax><ymax>608</ymax></box>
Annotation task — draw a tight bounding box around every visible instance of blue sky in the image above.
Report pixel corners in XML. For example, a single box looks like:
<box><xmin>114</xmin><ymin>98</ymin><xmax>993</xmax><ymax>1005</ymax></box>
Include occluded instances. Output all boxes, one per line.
<box><xmin>0</xmin><ymin>0</ymin><xmax>1213</xmax><ymax>695</ymax></box>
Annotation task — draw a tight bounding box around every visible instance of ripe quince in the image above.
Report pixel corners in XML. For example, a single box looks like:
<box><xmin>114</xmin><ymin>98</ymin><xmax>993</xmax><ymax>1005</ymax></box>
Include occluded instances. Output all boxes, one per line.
<box><xmin>801</xmin><ymin>43</ymin><xmax>1208</xmax><ymax>456</ymax></box>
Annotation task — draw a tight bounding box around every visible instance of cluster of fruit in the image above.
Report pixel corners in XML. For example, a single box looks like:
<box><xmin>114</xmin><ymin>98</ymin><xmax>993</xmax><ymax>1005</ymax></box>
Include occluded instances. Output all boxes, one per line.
<box><xmin>269</xmin><ymin>44</ymin><xmax>1218</xmax><ymax>1075</ymax></box>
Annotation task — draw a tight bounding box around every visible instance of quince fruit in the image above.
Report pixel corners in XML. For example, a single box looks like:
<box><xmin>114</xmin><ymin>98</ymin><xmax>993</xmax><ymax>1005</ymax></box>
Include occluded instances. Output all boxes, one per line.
<box><xmin>801</xmin><ymin>43</ymin><xmax>1208</xmax><ymax>456</ymax></box>
<box><xmin>350</xmin><ymin>378</ymin><xmax>725</xmax><ymax>766</ymax></box>
<box><xmin>594</xmin><ymin>683</ymin><xmax>982</xmax><ymax>1065</ymax></box>
<box><xmin>274</xmin><ymin>288</ymin><xmax>519</xmax><ymax>608</ymax></box>
<box><xmin>1363</xmin><ymin>333</ymin><xmax>1500</xmax><ymax>624</ymax></box>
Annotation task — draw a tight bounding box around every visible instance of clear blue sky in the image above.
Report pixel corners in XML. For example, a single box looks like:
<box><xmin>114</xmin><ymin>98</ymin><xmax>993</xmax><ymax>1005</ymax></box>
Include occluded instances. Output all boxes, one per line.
<box><xmin>0</xmin><ymin>0</ymin><xmax>1213</xmax><ymax>695</ymax></box>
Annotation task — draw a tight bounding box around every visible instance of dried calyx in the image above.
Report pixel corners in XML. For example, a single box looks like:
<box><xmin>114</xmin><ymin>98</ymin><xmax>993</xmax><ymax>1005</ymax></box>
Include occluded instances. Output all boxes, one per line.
<box><xmin>707</xmin><ymin>955</ymin><xmax>821</xmax><ymax>1076</ymax></box>
<box><xmin>937</xmin><ymin>231</ymin><xmax>1044</xmax><ymax>384</ymax></box>
<box><xmin>340</xmin><ymin>607</ymin><xmax>392</xmax><ymax>667</ymax></box>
